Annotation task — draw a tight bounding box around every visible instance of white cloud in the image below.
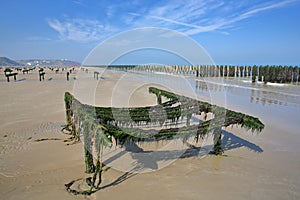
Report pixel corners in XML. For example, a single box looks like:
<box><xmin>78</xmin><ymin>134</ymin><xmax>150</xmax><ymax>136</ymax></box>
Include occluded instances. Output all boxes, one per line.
<box><xmin>106</xmin><ymin>6</ymin><xmax>115</xmax><ymax>18</ymax></box>
<box><xmin>47</xmin><ymin>18</ymin><xmax>115</xmax><ymax>42</ymax></box>
<box><xmin>47</xmin><ymin>0</ymin><xmax>298</xmax><ymax>42</ymax></box>
<box><xmin>73</xmin><ymin>0</ymin><xmax>86</xmax><ymax>7</ymax></box>
<box><xmin>129</xmin><ymin>0</ymin><xmax>297</xmax><ymax>35</ymax></box>
<box><xmin>240</xmin><ymin>0</ymin><xmax>296</xmax><ymax>19</ymax></box>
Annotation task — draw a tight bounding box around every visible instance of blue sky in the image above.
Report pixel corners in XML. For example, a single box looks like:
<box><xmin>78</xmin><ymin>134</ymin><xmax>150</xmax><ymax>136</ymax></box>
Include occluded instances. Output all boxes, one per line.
<box><xmin>0</xmin><ymin>0</ymin><xmax>299</xmax><ymax>65</ymax></box>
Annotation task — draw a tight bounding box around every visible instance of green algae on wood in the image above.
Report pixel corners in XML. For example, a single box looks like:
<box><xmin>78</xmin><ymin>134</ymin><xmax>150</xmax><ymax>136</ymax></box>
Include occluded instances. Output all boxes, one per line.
<box><xmin>63</xmin><ymin>86</ymin><xmax>264</xmax><ymax>195</ymax></box>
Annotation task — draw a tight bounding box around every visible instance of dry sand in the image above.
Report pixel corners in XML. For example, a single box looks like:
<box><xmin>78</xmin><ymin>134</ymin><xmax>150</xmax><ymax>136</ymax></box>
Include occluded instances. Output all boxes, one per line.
<box><xmin>0</xmin><ymin>67</ymin><xmax>299</xmax><ymax>199</ymax></box>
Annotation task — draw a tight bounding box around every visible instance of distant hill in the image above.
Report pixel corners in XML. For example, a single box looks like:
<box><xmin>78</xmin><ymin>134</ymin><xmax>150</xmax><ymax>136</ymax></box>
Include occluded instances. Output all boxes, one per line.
<box><xmin>17</xmin><ymin>59</ymin><xmax>81</xmax><ymax>67</ymax></box>
<box><xmin>0</xmin><ymin>57</ymin><xmax>21</xmax><ymax>66</ymax></box>
<box><xmin>0</xmin><ymin>56</ymin><xmax>81</xmax><ymax>67</ymax></box>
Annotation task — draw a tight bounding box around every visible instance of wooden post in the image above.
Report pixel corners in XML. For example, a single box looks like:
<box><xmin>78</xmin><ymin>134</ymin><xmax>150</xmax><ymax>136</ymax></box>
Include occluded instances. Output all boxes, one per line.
<box><xmin>4</xmin><ymin>68</ymin><xmax>18</xmax><ymax>82</ymax></box>
<box><xmin>39</xmin><ymin>69</ymin><xmax>45</xmax><ymax>81</ymax></box>
<box><xmin>213</xmin><ymin>127</ymin><xmax>223</xmax><ymax>155</ymax></box>
<box><xmin>94</xmin><ymin>72</ymin><xmax>99</xmax><ymax>80</ymax></box>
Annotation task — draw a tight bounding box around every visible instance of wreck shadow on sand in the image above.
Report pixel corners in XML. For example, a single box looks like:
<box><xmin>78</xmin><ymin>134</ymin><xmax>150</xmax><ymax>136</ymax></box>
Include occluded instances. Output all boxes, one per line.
<box><xmin>96</xmin><ymin>130</ymin><xmax>263</xmax><ymax>191</ymax></box>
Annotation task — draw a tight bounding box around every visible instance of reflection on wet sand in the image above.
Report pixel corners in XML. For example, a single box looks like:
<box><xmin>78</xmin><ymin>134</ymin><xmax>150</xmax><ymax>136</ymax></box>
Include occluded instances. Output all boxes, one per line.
<box><xmin>194</xmin><ymin>79</ymin><xmax>300</xmax><ymax>107</ymax></box>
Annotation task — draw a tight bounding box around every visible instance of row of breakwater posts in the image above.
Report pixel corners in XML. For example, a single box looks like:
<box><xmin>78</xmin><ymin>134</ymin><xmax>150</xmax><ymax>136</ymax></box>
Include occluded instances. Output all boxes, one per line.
<box><xmin>88</xmin><ymin>65</ymin><xmax>300</xmax><ymax>84</ymax></box>
<box><xmin>4</xmin><ymin>67</ymin><xmax>37</xmax><ymax>82</ymax></box>
<box><xmin>63</xmin><ymin>87</ymin><xmax>264</xmax><ymax>195</ymax></box>
<box><xmin>1</xmin><ymin>66</ymin><xmax>77</xmax><ymax>82</ymax></box>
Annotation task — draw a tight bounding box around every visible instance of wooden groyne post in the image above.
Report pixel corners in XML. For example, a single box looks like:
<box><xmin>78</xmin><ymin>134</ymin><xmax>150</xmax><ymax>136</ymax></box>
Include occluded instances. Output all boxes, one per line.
<box><xmin>94</xmin><ymin>71</ymin><xmax>99</xmax><ymax>80</ymax></box>
<box><xmin>39</xmin><ymin>68</ymin><xmax>45</xmax><ymax>81</ymax></box>
<box><xmin>4</xmin><ymin>68</ymin><xmax>18</xmax><ymax>82</ymax></box>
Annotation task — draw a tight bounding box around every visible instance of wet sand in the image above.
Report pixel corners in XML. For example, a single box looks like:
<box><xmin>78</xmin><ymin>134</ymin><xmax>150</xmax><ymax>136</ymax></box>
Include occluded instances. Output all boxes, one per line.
<box><xmin>0</xmin><ymin>67</ymin><xmax>299</xmax><ymax>199</ymax></box>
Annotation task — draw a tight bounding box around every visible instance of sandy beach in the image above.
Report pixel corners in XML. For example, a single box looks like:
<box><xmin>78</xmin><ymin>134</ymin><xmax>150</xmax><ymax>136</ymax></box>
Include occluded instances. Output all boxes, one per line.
<box><xmin>1</xmin><ymin>67</ymin><xmax>300</xmax><ymax>200</ymax></box>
